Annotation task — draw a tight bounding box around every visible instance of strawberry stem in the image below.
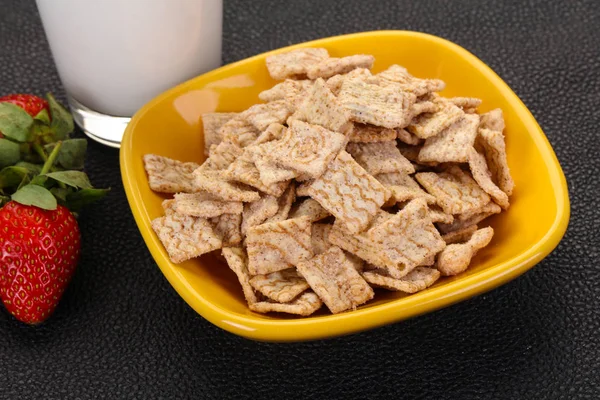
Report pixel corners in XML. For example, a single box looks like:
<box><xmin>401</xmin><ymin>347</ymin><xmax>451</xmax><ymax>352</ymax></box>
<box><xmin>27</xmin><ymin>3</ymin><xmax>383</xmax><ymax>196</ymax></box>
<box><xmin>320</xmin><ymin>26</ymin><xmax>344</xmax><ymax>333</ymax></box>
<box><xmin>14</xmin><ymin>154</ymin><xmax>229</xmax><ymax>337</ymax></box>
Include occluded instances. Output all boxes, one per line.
<box><xmin>32</xmin><ymin>142</ymin><xmax>48</xmax><ymax>162</ymax></box>
<box><xmin>40</xmin><ymin>141</ymin><xmax>62</xmax><ymax>175</ymax></box>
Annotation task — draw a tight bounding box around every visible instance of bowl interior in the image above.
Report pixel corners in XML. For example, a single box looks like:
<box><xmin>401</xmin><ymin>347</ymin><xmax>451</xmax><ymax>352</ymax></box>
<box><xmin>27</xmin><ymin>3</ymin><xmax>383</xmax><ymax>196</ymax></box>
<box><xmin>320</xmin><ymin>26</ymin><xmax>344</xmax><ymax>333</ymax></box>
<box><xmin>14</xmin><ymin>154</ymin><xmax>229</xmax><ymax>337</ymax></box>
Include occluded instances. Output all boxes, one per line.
<box><xmin>121</xmin><ymin>31</ymin><xmax>568</xmax><ymax>339</ymax></box>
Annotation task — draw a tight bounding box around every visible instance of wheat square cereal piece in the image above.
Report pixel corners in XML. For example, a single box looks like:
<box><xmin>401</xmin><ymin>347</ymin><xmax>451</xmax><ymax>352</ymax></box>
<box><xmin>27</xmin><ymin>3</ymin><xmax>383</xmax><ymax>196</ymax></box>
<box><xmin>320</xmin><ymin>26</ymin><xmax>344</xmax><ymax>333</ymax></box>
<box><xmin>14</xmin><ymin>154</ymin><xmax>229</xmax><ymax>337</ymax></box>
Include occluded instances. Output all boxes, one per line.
<box><xmin>204</xmin><ymin>141</ymin><xmax>244</xmax><ymax>171</ymax></box>
<box><xmin>143</xmin><ymin>154</ymin><xmax>199</xmax><ymax>194</ymax></box>
<box><xmin>258</xmin><ymin>79</ymin><xmax>313</xmax><ymax>105</ymax></box>
<box><xmin>173</xmin><ymin>192</ymin><xmax>243</xmax><ymax>218</ymax></box>
<box><xmin>266</xmin><ymin>48</ymin><xmax>329</xmax><ymax>80</ymax></box>
<box><xmin>268</xmin><ymin>119</ymin><xmax>347</xmax><ymax>178</ymax></box>
<box><xmin>442</xmin><ymin>224</ymin><xmax>478</xmax><ymax>244</ymax></box>
<box><xmin>347</xmin><ymin>123</ymin><xmax>397</xmax><ymax>143</ymax></box>
<box><xmin>293</xmin><ymin>78</ymin><xmax>352</xmax><ymax>133</ymax></box>
<box><xmin>253</xmin><ymin>123</ymin><xmax>286</xmax><ymax>145</ymax></box>
<box><xmin>428</xmin><ymin>205</ymin><xmax>454</xmax><ymax>224</ymax></box>
<box><xmin>290</xmin><ymin>198</ymin><xmax>330</xmax><ymax>222</ymax></box>
<box><xmin>307</xmin><ymin>151</ymin><xmax>389</xmax><ymax>233</ymax></box>
<box><xmin>415</xmin><ymin>166</ymin><xmax>490</xmax><ymax>215</ymax></box>
<box><xmin>265</xmin><ymin>183</ymin><xmax>296</xmax><ymax>224</ymax></box>
<box><xmin>201</xmin><ymin>112</ymin><xmax>237</xmax><ymax>155</ymax></box>
<box><xmin>194</xmin><ymin>169</ymin><xmax>260</xmax><ymax>202</ymax></box>
<box><xmin>218</xmin><ymin>117</ymin><xmax>261</xmax><ymax>148</ymax></box>
<box><xmin>296</xmin><ymin>246</ymin><xmax>374</xmax><ymax>313</ymax></box>
<box><xmin>376</xmin><ymin>65</ymin><xmax>445</xmax><ymax>96</ymax></box>
<box><xmin>241</xmin><ymin>194</ymin><xmax>279</xmax><ymax>235</ymax></box>
<box><xmin>249</xmin><ymin>269</ymin><xmax>310</xmax><ymax>303</ymax></box>
<box><xmin>397</xmin><ymin>143</ymin><xmax>422</xmax><ymax>162</ymax></box>
<box><xmin>362</xmin><ymin>266</ymin><xmax>440</xmax><ymax>293</ymax></box>
<box><xmin>241</xmin><ymin>100</ymin><xmax>292</xmax><ymax>131</ymax></box>
<box><xmin>437</xmin><ymin>207</ymin><xmax>498</xmax><ymax>234</ymax></box>
<box><xmin>407</xmin><ymin>100</ymin><xmax>464</xmax><ymax>139</ymax></box>
<box><xmin>328</xmin><ymin>224</ymin><xmax>393</xmax><ymax>273</ymax></box>
<box><xmin>448</xmin><ymin>97</ymin><xmax>482</xmax><ymax>111</ymax></box>
<box><xmin>376</xmin><ymin>172</ymin><xmax>437</xmax><ymax>204</ymax></box>
<box><xmin>162</xmin><ymin>199</ymin><xmax>176</xmax><ymax>215</ymax></box>
<box><xmin>478</xmin><ymin>128</ymin><xmax>514</xmax><ymax>196</ymax></box>
<box><xmin>468</xmin><ymin>147</ymin><xmax>510</xmax><ymax>209</ymax></box>
<box><xmin>306</xmin><ymin>54</ymin><xmax>375</xmax><ymax>80</ymax></box>
<box><xmin>418</xmin><ymin>114</ymin><xmax>480</xmax><ymax>163</ymax></box>
<box><xmin>396</xmin><ymin>128</ymin><xmax>421</xmax><ymax>145</ymax></box>
<box><xmin>254</xmin><ymin>156</ymin><xmax>298</xmax><ymax>186</ymax></box>
<box><xmin>222</xmin><ymin>247</ymin><xmax>258</xmax><ymax>304</ymax></box>
<box><xmin>365</xmin><ymin>199</ymin><xmax>446</xmax><ymax>278</ymax></box>
<box><xmin>224</xmin><ymin>158</ymin><xmax>289</xmax><ymax>197</ymax></box>
<box><xmin>326</xmin><ymin>68</ymin><xmax>372</xmax><ymax>95</ymax></box>
<box><xmin>339</xmin><ymin>78</ymin><xmax>417</xmax><ymax>129</ymax></box>
<box><xmin>457</xmin><ymin>201</ymin><xmax>502</xmax><ymax>222</ymax></box>
<box><xmin>151</xmin><ymin>213</ymin><xmax>222</xmax><ymax>264</ymax></box>
<box><xmin>249</xmin><ymin>291</ymin><xmax>322</xmax><ymax>316</ymax></box>
<box><xmin>346</xmin><ymin>142</ymin><xmax>415</xmax><ymax>175</ymax></box>
<box><xmin>210</xmin><ymin>213</ymin><xmax>242</xmax><ymax>246</ymax></box>
<box><xmin>480</xmin><ymin>108</ymin><xmax>505</xmax><ymax>132</ymax></box>
<box><xmin>311</xmin><ymin>223</ymin><xmax>333</xmax><ymax>255</ymax></box>
<box><xmin>437</xmin><ymin>227</ymin><xmax>494</xmax><ymax>276</ymax></box>
<box><xmin>246</xmin><ymin>216</ymin><xmax>313</xmax><ymax>275</ymax></box>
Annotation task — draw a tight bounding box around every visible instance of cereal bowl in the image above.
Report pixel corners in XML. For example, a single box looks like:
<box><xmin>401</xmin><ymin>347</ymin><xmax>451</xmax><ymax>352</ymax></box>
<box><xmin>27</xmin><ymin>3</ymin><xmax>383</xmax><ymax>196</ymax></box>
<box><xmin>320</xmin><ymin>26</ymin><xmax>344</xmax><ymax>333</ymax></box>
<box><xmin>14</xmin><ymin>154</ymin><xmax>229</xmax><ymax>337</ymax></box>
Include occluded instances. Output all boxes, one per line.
<box><xmin>120</xmin><ymin>31</ymin><xmax>569</xmax><ymax>341</ymax></box>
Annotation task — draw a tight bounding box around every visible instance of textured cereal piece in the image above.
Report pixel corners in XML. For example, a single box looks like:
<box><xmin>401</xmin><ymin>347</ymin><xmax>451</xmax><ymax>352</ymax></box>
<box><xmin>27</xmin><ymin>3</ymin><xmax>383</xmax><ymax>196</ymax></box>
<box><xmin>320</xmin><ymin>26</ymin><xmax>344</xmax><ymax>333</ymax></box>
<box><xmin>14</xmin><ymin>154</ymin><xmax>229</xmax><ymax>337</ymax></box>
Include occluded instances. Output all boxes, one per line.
<box><xmin>428</xmin><ymin>206</ymin><xmax>454</xmax><ymax>224</ymax></box>
<box><xmin>457</xmin><ymin>201</ymin><xmax>502</xmax><ymax>222</ymax></box>
<box><xmin>210</xmin><ymin>213</ymin><xmax>242</xmax><ymax>246</ymax></box>
<box><xmin>143</xmin><ymin>154</ymin><xmax>199</xmax><ymax>194</ymax></box>
<box><xmin>249</xmin><ymin>269</ymin><xmax>310</xmax><ymax>303</ymax></box>
<box><xmin>222</xmin><ymin>247</ymin><xmax>258</xmax><ymax>304</ymax></box>
<box><xmin>339</xmin><ymin>78</ymin><xmax>417</xmax><ymax>129</ymax></box>
<box><xmin>258</xmin><ymin>79</ymin><xmax>313</xmax><ymax>106</ymax></box>
<box><xmin>265</xmin><ymin>183</ymin><xmax>296</xmax><ymax>223</ymax></box>
<box><xmin>376</xmin><ymin>172</ymin><xmax>437</xmax><ymax>204</ymax></box>
<box><xmin>347</xmin><ymin>123</ymin><xmax>398</xmax><ymax>143</ymax></box>
<box><xmin>241</xmin><ymin>194</ymin><xmax>279</xmax><ymax>235</ymax></box>
<box><xmin>224</xmin><ymin>158</ymin><xmax>289</xmax><ymax>197</ymax></box>
<box><xmin>268</xmin><ymin>120</ymin><xmax>347</xmax><ymax>178</ymax></box>
<box><xmin>437</xmin><ymin>227</ymin><xmax>494</xmax><ymax>276</ymax></box>
<box><xmin>218</xmin><ymin>117</ymin><xmax>261</xmax><ymax>148</ymax></box>
<box><xmin>194</xmin><ymin>169</ymin><xmax>260</xmax><ymax>202</ymax></box>
<box><xmin>241</xmin><ymin>100</ymin><xmax>292</xmax><ymax>131</ymax></box>
<box><xmin>376</xmin><ymin>65</ymin><xmax>445</xmax><ymax>96</ymax></box>
<box><xmin>396</xmin><ymin>128</ymin><xmax>421</xmax><ymax>145</ymax></box>
<box><xmin>480</xmin><ymin>108</ymin><xmax>505</xmax><ymax>132</ymax></box>
<box><xmin>252</xmin><ymin>123</ymin><xmax>286</xmax><ymax>146</ymax></box>
<box><xmin>295</xmin><ymin>181</ymin><xmax>312</xmax><ymax>197</ymax></box>
<box><xmin>437</xmin><ymin>208</ymin><xmax>499</xmax><ymax>234</ymax></box>
<box><xmin>449</xmin><ymin>97</ymin><xmax>482</xmax><ymax>111</ymax></box>
<box><xmin>307</xmin><ymin>151</ymin><xmax>389</xmax><ymax>234</ymax></box>
<box><xmin>249</xmin><ymin>291</ymin><xmax>323</xmax><ymax>316</ymax></box>
<box><xmin>418</xmin><ymin>114</ymin><xmax>480</xmax><ymax>163</ymax></box>
<box><xmin>468</xmin><ymin>147</ymin><xmax>510</xmax><ymax>209</ymax></box>
<box><xmin>397</xmin><ymin>143</ymin><xmax>422</xmax><ymax>162</ymax></box>
<box><xmin>326</xmin><ymin>68</ymin><xmax>372</xmax><ymax>95</ymax></box>
<box><xmin>415</xmin><ymin>166</ymin><xmax>490</xmax><ymax>215</ymax></box>
<box><xmin>173</xmin><ymin>192</ymin><xmax>243</xmax><ymax>218</ymax></box>
<box><xmin>292</xmin><ymin>78</ymin><xmax>352</xmax><ymax>133</ymax></box>
<box><xmin>420</xmin><ymin>255</ymin><xmax>436</xmax><ymax>267</ymax></box>
<box><xmin>366</xmin><ymin>199</ymin><xmax>446</xmax><ymax>278</ymax></box>
<box><xmin>407</xmin><ymin>100</ymin><xmax>464</xmax><ymax>139</ymax></box>
<box><xmin>478</xmin><ymin>128</ymin><xmax>514</xmax><ymax>196</ymax></box>
<box><xmin>306</xmin><ymin>54</ymin><xmax>375</xmax><ymax>80</ymax></box>
<box><xmin>442</xmin><ymin>224</ymin><xmax>478</xmax><ymax>244</ymax></box>
<box><xmin>204</xmin><ymin>141</ymin><xmax>244</xmax><ymax>171</ymax></box>
<box><xmin>254</xmin><ymin>156</ymin><xmax>298</xmax><ymax>186</ymax></box>
<box><xmin>246</xmin><ymin>217</ymin><xmax>313</xmax><ymax>275</ymax></box>
<box><xmin>346</xmin><ymin>142</ymin><xmax>415</xmax><ymax>175</ymax></box>
<box><xmin>162</xmin><ymin>199</ymin><xmax>176</xmax><ymax>215</ymax></box>
<box><xmin>362</xmin><ymin>266</ymin><xmax>440</xmax><ymax>293</ymax></box>
<box><xmin>151</xmin><ymin>213</ymin><xmax>222</xmax><ymax>264</ymax></box>
<box><xmin>311</xmin><ymin>223</ymin><xmax>333</xmax><ymax>255</ymax></box>
<box><xmin>201</xmin><ymin>112</ymin><xmax>237</xmax><ymax>155</ymax></box>
<box><xmin>266</xmin><ymin>48</ymin><xmax>329</xmax><ymax>80</ymax></box>
<box><xmin>290</xmin><ymin>198</ymin><xmax>330</xmax><ymax>222</ymax></box>
<box><xmin>296</xmin><ymin>246</ymin><xmax>374</xmax><ymax>314</ymax></box>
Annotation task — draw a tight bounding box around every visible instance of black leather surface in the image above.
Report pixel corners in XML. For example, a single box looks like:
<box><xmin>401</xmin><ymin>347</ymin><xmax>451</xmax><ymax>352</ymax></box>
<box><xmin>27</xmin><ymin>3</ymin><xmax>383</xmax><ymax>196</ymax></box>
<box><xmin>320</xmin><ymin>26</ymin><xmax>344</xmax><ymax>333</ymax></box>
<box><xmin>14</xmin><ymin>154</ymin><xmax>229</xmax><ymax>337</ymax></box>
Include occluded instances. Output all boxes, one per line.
<box><xmin>1</xmin><ymin>0</ymin><xmax>599</xmax><ymax>398</ymax></box>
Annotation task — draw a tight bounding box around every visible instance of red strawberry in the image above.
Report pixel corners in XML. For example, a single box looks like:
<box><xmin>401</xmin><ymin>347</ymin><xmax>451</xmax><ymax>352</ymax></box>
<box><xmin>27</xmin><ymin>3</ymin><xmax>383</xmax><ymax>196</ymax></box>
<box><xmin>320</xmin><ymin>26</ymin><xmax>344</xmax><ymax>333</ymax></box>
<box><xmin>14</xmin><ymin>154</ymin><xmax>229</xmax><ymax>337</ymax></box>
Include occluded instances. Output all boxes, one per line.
<box><xmin>0</xmin><ymin>201</ymin><xmax>80</xmax><ymax>324</ymax></box>
<box><xmin>0</xmin><ymin>94</ymin><xmax>50</xmax><ymax>118</ymax></box>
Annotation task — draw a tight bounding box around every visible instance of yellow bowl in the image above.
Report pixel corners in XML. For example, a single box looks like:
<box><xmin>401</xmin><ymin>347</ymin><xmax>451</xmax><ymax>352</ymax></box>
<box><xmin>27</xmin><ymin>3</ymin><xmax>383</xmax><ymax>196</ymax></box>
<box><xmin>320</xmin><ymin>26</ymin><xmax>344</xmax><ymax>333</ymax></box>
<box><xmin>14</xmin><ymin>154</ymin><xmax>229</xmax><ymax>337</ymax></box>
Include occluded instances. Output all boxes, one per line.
<box><xmin>120</xmin><ymin>31</ymin><xmax>569</xmax><ymax>342</ymax></box>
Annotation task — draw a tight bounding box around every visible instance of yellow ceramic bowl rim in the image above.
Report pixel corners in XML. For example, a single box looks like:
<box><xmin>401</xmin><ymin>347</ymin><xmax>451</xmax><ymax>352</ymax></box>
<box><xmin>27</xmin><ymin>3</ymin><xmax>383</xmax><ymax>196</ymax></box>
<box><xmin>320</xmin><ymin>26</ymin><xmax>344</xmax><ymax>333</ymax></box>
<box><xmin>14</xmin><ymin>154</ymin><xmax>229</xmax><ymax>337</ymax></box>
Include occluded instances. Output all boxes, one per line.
<box><xmin>120</xmin><ymin>30</ymin><xmax>570</xmax><ymax>342</ymax></box>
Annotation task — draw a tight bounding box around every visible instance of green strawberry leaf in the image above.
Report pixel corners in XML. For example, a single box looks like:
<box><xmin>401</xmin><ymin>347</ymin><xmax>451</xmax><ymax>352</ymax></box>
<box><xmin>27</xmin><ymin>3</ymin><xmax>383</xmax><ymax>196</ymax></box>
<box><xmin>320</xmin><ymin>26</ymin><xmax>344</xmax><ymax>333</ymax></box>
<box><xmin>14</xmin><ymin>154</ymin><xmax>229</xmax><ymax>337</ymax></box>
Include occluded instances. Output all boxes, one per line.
<box><xmin>30</xmin><ymin>175</ymin><xmax>48</xmax><ymax>186</ymax></box>
<box><xmin>50</xmin><ymin>186</ymin><xmax>71</xmax><ymax>204</ymax></box>
<box><xmin>0</xmin><ymin>102</ymin><xmax>34</xmax><ymax>142</ymax></box>
<box><xmin>12</xmin><ymin>184</ymin><xmax>57</xmax><ymax>210</ymax></box>
<box><xmin>66</xmin><ymin>188</ymin><xmax>110</xmax><ymax>212</ymax></box>
<box><xmin>45</xmin><ymin>171</ymin><xmax>92</xmax><ymax>189</ymax></box>
<box><xmin>14</xmin><ymin>161</ymin><xmax>42</xmax><ymax>175</ymax></box>
<box><xmin>0</xmin><ymin>166</ymin><xmax>30</xmax><ymax>189</ymax></box>
<box><xmin>0</xmin><ymin>138</ymin><xmax>21</xmax><ymax>168</ymax></box>
<box><xmin>44</xmin><ymin>138</ymin><xmax>87</xmax><ymax>170</ymax></box>
<box><xmin>33</xmin><ymin>108</ymin><xmax>51</xmax><ymax>124</ymax></box>
<box><xmin>46</xmin><ymin>93</ymin><xmax>74</xmax><ymax>140</ymax></box>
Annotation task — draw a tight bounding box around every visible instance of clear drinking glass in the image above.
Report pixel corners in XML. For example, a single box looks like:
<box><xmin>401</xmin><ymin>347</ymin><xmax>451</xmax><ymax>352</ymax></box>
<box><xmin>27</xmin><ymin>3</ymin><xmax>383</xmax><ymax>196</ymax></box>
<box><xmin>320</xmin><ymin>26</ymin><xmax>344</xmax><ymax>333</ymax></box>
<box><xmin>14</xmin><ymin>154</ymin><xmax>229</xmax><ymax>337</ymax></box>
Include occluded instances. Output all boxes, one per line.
<box><xmin>36</xmin><ymin>0</ymin><xmax>223</xmax><ymax>148</ymax></box>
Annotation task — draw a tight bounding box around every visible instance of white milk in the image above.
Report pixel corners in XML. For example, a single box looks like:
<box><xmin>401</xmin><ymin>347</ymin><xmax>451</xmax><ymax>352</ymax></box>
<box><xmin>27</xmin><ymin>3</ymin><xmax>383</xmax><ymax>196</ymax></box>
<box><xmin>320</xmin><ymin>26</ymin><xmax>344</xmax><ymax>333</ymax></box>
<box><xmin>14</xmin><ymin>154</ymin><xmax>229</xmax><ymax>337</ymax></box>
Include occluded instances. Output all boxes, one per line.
<box><xmin>36</xmin><ymin>0</ymin><xmax>222</xmax><ymax>117</ymax></box>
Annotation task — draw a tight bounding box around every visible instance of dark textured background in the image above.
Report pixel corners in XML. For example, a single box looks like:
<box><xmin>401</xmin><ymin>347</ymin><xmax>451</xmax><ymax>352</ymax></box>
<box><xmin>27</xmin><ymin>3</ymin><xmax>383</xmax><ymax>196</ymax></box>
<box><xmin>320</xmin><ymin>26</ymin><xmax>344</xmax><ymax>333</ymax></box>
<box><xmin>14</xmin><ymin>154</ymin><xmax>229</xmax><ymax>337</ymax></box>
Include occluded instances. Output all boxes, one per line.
<box><xmin>1</xmin><ymin>0</ymin><xmax>599</xmax><ymax>398</ymax></box>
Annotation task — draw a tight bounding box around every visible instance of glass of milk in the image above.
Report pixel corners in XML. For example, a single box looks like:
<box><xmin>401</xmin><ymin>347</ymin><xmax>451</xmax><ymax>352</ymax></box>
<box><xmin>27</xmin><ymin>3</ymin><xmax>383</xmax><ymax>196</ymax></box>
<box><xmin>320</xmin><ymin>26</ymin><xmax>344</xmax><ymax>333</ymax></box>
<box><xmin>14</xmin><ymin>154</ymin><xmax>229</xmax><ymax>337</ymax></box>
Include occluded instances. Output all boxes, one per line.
<box><xmin>36</xmin><ymin>0</ymin><xmax>223</xmax><ymax>148</ymax></box>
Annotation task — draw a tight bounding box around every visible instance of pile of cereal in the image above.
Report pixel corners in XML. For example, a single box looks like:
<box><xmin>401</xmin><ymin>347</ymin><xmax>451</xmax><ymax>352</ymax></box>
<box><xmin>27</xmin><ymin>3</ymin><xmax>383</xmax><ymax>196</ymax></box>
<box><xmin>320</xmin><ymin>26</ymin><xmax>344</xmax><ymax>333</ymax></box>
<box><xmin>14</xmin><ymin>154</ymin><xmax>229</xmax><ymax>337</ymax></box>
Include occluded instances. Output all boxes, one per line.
<box><xmin>144</xmin><ymin>48</ymin><xmax>514</xmax><ymax>316</ymax></box>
